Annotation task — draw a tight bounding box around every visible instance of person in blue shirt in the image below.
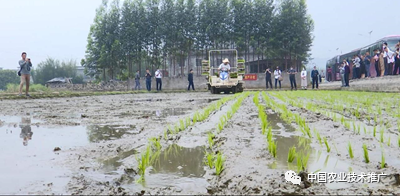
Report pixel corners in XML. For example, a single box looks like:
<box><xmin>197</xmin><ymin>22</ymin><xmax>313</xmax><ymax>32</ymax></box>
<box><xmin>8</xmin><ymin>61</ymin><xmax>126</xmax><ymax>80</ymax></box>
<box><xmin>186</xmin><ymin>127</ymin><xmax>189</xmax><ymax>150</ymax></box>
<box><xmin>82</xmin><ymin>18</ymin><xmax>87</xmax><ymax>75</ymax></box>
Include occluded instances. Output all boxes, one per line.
<box><xmin>145</xmin><ymin>69</ymin><xmax>152</xmax><ymax>91</ymax></box>
<box><xmin>188</xmin><ymin>69</ymin><xmax>195</xmax><ymax>91</ymax></box>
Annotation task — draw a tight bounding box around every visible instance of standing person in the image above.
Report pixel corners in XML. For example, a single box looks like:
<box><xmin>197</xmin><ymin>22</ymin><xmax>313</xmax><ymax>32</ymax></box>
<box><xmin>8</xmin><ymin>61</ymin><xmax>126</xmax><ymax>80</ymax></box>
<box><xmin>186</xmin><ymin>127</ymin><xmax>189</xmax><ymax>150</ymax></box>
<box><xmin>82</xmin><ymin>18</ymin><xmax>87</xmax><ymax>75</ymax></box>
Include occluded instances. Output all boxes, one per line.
<box><xmin>386</xmin><ymin>47</ymin><xmax>395</xmax><ymax>75</ymax></box>
<box><xmin>145</xmin><ymin>69</ymin><xmax>152</xmax><ymax>91</ymax></box>
<box><xmin>339</xmin><ymin>62</ymin><xmax>345</xmax><ymax>87</ymax></box>
<box><xmin>287</xmin><ymin>66</ymin><xmax>297</xmax><ymax>90</ymax></box>
<box><xmin>327</xmin><ymin>66</ymin><xmax>332</xmax><ymax>82</ymax></box>
<box><xmin>18</xmin><ymin>52</ymin><xmax>32</xmax><ymax>97</ymax></box>
<box><xmin>353</xmin><ymin>55</ymin><xmax>361</xmax><ymax>79</ymax></box>
<box><xmin>379</xmin><ymin>50</ymin><xmax>385</xmax><ymax>77</ymax></box>
<box><xmin>360</xmin><ymin>55</ymin><xmax>366</xmax><ymax>78</ymax></box>
<box><xmin>265</xmin><ymin>68</ymin><xmax>273</xmax><ymax>89</ymax></box>
<box><xmin>364</xmin><ymin>52</ymin><xmax>371</xmax><ymax>78</ymax></box>
<box><xmin>134</xmin><ymin>70</ymin><xmax>141</xmax><ymax>90</ymax></box>
<box><xmin>300</xmin><ymin>67</ymin><xmax>307</xmax><ymax>90</ymax></box>
<box><xmin>155</xmin><ymin>69</ymin><xmax>163</xmax><ymax>91</ymax></box>
<box><xmin>344</xmin><ymin>60</ymin><xmax>350</xmax><ymax>87</ymax></box>
<box><xmin>273</xmin><ymin>66</ymin><xmax>282</xmax><ymax>89</ymax></box>
<box><xmin>374</xmin><ymin>49</ymin><xmax>380</xmax><ymax>77</ymax></box>
<box><xmin>187</xmin><ymin>69</ymin><xmax>195</xmax><ymax>91</ymax></box>
<box><xmin>394</xmin><ymin>48</ymin><xmax>400</xmax><ymax>75</ymax></box>
<box><xmin>311</xmin><ymin>66</ymin><xmax>319</xmax><ymax>90</ymax></box>
<box><xmin>383</xmin><ymin>44</ymin><xmax>389</xmax><ymax>75</ymax></box>
<box><xmin>319</xmin><ymin>70</ymin><xmax>324</xmax><ymax>83</ymax></box>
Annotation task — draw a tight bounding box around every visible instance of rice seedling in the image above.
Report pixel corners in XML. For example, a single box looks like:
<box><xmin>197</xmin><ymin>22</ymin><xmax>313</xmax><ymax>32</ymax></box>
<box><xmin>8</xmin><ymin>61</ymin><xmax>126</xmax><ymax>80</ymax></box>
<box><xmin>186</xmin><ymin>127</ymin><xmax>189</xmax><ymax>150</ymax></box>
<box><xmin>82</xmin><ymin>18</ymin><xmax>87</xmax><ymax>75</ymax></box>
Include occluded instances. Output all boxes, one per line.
<box><xmin>149</xmin><ymin>137</ymin><xmax>161</xmax><ymax>151</ymax></box>
<box><xmin>398</xmin><ymin>135</ymin><xmax>400</xmax><ymax>147</ymax></box>
<box><xmin>269</xmin><ymin>140</ymin><xmax>277</xmax><ymax>158</ymax></box>
<box><xmin>179</xmin><ymin>119</ymin><xmax>185</xmax><ymax>131</ymax></box>
<box><xmin>380</xmin><ymin>129</ymin><xmax>384</xmax><ymax>143</ymax></box>
<box><xmin>374</xmin><ymin>115</ymin><xmax>377</xmax><ymax>125</ymax></box>
<box><xmin>363</xmin><ymin>144</ymin><xmax>369</xmax><ymax>163</ymax></box>
<box><xmin>357</xmin><ymin>125</ymin><xmax>361</xmax><ymax>134</ymax></box>
<box><xmin>301</xmin><ymin>152</ymin><xmax>310</xmax><ymax>169</ymax></box>
<box><xmin>315</xmin><ymin>129</ymin><xmax>322</xmax><ymax>145</ymax></box>
<box><xmin>323</xmin><ymin>137</ymin><xmax>331</xmax><ymax>153</ymax></box>
<box><xmin>266</xmin><ymin>128</ymin><xmax>273</xmax><ymax>143</ymax></box>
<box><xmin>163</xmin><ymin>130</ymin><xmax>168</xmax><ymax>140</ymax></box>
<box><xmin>363</xmin><ymin>127</ymin><xmax>367</xmax><ymax>134</ymax></box>
<box><xmin>296</xmin><ymin>155</ymin><xmax>302</xmax><ymax>173</ymax></box>
<box><xmin>215</xmin><ymin>152</ymin><xmax>225</xmax><ymax>175</ymax></box>
<box><xmin>208</xmin><ymin>133</ymin><xmax>215</xmax><ymax>149</ymax></box>
<box><xmin>341</xmin><ymin>116</ymin><xmax>345</xmax><ymax>124</ymax></box>
<box><xmin>373</xmin><ymin>126</ymin><xmax>377</xmax><ymax>137</ymax></box>
<box><xmin>381</xmin><ymin>151</ymin><xmax>386</xmax><ymax>169</ymax></box>
<box><xmin>287</xmin><ymin>146</ymin><xmax>296</xmax><ymax>163</ymax></box>
<box><xmin>174</xmin><ymin>124</ymin><xmax>180</xmax><ymax>133</ymax></box>
<box><xmin>136</xmin><ymin>153</ymin><xmax>147</xmax><ymax>176</ymax></box>
<box><xmin>352</xmin><ymin>122</ymin><xmax>356</xmax><ymax>133</ymax></box>
<box><xmin>204</xmin><ymin>151</ymin><xmax>214</xmax><ymax>169</ymax></box>
<box><xmin>347</xmin><ymin>142</ymin><xmax>354</xmax><ymax>159</ymax></box>
<box><xmin>186</xmin><ymin>117</ymin><xmax>191</xmax><ymax>127</ymax></box>
<box><xmin>387</xmin><ymin>136</ymin><xmax>391</xmax><ymax>147</ymax></box>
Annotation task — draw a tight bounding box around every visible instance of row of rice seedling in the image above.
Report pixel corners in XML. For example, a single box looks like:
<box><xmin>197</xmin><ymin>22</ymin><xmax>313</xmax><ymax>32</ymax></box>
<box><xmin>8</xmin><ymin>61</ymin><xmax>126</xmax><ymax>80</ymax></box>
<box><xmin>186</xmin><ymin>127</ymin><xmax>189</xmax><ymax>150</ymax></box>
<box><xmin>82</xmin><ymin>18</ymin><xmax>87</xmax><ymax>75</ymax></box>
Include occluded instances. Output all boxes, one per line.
<box><xmin>204</xmin><ymin>92</ymin><xmax>251</xmax><ymax>176</ymax></box>
<box><xmin>275</xmin><ymin>91</ymin><xmax>394</xmax><ymax>166</ymax></box>
<box><xmin>164</xmin><ymin>94</ymin><xmax>241</xmax><ymax>139</ymax></box>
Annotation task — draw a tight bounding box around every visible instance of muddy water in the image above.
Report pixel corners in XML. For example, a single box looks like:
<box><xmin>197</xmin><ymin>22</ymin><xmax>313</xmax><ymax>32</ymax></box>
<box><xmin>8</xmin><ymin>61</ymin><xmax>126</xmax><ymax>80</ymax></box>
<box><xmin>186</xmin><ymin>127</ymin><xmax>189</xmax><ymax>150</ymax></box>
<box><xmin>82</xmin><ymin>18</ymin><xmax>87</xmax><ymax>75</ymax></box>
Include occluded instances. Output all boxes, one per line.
<box><xmin>0</xmin><ymin>117</ymin><xmax>88</xmax><ymax>194</ymax></box>
<box><xmin>150</xmin><ymin>144</ymin><xmax>206</xmax><ymax>177</ymax></box>
<box><xmin>0</xmin><ymin>115</ymin><xmax>142</xmax><ymax>194</ymax></box>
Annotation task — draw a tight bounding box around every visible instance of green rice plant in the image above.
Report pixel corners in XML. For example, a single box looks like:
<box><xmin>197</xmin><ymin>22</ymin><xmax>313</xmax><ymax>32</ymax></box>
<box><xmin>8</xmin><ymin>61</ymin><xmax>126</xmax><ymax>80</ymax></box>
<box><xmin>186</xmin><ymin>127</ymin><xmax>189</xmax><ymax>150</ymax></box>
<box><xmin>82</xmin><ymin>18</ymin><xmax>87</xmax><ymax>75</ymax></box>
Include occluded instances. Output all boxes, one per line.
<box><xmin>398</xmin><ymin>135</ymin><xmax>400</xmax><ymax>147</ymax></box>
<box><xmin>363</xmin><ymin>144</ymin><xmax>370</xmax><ymax>163</ymax></box>
<box><xmin>303</xmin><ymin>125</ymin><xmax>312</xmax><ymax>138</ymax></box>
<box><xmin>387</xmin><ymin>136</ymin><xmax>391</xmax><ymax>147</ymax></box>
<box><xmin>149</xmin><ymin>137</ymin><xmax>162</xmax><ymax>151</ymax></box>
<box><xmin>373</xmin><ymin>126</ymin><xmax>377</xmax><ymax>137</ymax></box>
<box><xmin>315</xmin><ymin>129</ymin><xmax>322</xmax><ymax>145</ymax></box>
<box><xmin>180</xmin><ymin>119</ymin><xmax>185</xmax><ymax>131</ymax></box>
<box><xmin>207</xmin><ymin>133</ymin><xmax>215</xmax><ymax>149</ymax></box>
<box><xmin>296</xmin><ymin>155</ymin><xmax>302</xmax><ymax>173</ymax></box>
<box><xmin>226</xmin><ymin>110</ymin><xmax>233</xmax><ymax>120</ymax></box>
<box><xmin>348</xmin><ymin>142</ymin><xmax>354</xmax><ymax>159</ymax></box>
<box><xmin>374</xmin><ymin>115</ymin><xmax>377</xmax><ymax>125</ymax></box>
<box><xmin>217</xmin><ymin>122</ymin><xmax>224</xmax><ymax>133</ymax></box>
<box><xmin>380</xmin><ymin>129</ymin><xmax>384</xmax><ymax>143</ymax></box>
<box><xmin>137</xmin><ymin>153</ymin><xmax>147</xmax><ymax>176</ymax></box>
<box><xmin>269</xmin><ymin>140</ymin><xmax>277</xmax><ymax>158</ymax></box>
<box><xmin>367</xmin><ymin>115</ymin><xmax>371</xmax><ymax>122</ymax></box>
<box><xmin>215</xmin><ymin>152</ymin><xmax>225</xmax><ymax>175</ymax></box>
<box><xmin>163</xmin><ymin>130</ymin><xmax>168</xmax><ymax>140</ymax></box>
<box><xmin>174</xmin><ymin>124</ymin><xmax>179</xmax><ymax>133</ymax></box>
<box><xmin>301</xmin><ymin>152</ymin><xmax>310</xmax><ymax>169</ymax></box>
<box><xmin>381</xmin><ymin>151</ymin><xmax>386</xmax><ymax>169</ymax></box>
<box><xmin>204</xmin><ymin>151</ymin><xmax>214</xmax><ymax>169</ymax></box>
<box><xmin>363</xmin><ymin>127</ymin><xmax>367</xmax><ymax>134</ymax></box>
<box><xmin>287</xmin><ymin>146</ymin><xmax>296</xmax><ymax>163</ymax></box>
<box><xmin>357</xmin><ymin>125</ymin><xmax>361</xmax><ymax>134</ymax></box>
<box><xmin>323</xmin><ymin>137</ymin><xmax>331</xmax><ymax>153</ymax></box>
<box><xmin>186</xmin><ymin>117</ymin><xmax>191</xmax><ymax>127</ymax></box>
<box><xmin>253</xmin><ymin>93</ymin><xmax>260</xmax><ymax>106</ymax></box>
<box><xmin>266</xmin><ymin>128</ymin><xmax>273</xmax><ymax>143</ymax></box>
<box><xmin>352</xmin><ymin>122</ymin><xmax>356</xmax><ymax>133</ymax></box>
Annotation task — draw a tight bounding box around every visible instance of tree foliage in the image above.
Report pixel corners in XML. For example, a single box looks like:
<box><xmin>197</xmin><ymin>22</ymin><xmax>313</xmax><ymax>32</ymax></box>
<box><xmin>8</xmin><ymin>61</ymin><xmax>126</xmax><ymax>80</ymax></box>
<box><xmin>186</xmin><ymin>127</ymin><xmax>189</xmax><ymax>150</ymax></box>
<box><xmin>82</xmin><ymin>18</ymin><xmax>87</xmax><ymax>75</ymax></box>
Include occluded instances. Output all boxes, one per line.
<box><xmin>32</xmin><ymin>58</ymin><xmax>77</xmax><ymax>85</ymax></box>
<box><xmin>84</xmin><ymin>0</ymin><xmax>314</xmax><ymax>80</ymax></box>
<box><xmin>0</xmin><ymin>70</ymin><xmax>20</xmax><ymax>90</ymax></box>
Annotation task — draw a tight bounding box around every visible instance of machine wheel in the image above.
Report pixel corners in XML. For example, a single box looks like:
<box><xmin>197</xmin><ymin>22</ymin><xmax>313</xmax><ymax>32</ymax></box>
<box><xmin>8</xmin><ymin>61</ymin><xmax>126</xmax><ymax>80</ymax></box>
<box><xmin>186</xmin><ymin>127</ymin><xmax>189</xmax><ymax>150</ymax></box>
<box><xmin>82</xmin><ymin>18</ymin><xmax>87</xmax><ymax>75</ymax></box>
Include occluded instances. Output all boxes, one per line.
<box><xmin>224</xmin><ymin>90</ymin><xmax>230</xmax><ymax>94</ymax></box>
<box><xmin>232</xmin><ymin>86</ymin><xmax>237</xmax><ymax>94</ymax></box>
<box><xmin>237</xmin><ymin>83</ymin><xmax>244</xmax><ymax>92</ymax></box>
<box><xmin>210</xmin><ymin>86</ymin><xmax>215</xmax><ymax>94</ymax></box>
<box><xmin>207</xmin><ymin>84</ymin><xmax>211</xmax><ymax>90</ymax></box>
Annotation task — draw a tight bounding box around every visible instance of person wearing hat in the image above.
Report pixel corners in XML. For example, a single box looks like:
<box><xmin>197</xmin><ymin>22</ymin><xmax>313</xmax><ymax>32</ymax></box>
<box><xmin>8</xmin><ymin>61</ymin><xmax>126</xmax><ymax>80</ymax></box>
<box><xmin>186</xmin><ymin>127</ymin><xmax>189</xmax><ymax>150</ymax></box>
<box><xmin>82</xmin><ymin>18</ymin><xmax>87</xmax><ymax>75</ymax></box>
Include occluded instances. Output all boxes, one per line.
<box><xmin>218</xmin><ymin>58</ymin><xmax>231</xmax><ymax>73</ymax></box>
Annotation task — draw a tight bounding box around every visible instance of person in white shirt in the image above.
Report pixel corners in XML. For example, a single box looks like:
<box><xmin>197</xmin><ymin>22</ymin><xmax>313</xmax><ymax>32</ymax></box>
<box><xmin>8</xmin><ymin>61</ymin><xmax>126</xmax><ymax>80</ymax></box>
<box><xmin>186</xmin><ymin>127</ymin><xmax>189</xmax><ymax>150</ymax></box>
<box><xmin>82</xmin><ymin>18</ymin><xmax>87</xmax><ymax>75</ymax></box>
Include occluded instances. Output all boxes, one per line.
<box><xmin>273</xmin><ymin>66</ymin><xmax>282</xmax><ymax>89</ymax></box>
<box><xmin>155</xmin><ymin>69</ymin><xmax>163</xmax><ymax>91</ymax></box>
<box><xmin>218</xmin><ymin>58</ymin><xmax>231</xmax><ymax>72</ymax></box>
<box><xmin>300</xmin><ymin>68</ymin><xmax>307</xmax><ymax>90</ymax></box>
<box><xmin>386</xmin><ymin>47</ymin><xmax>395</xmax><ymax>75</ymax></box>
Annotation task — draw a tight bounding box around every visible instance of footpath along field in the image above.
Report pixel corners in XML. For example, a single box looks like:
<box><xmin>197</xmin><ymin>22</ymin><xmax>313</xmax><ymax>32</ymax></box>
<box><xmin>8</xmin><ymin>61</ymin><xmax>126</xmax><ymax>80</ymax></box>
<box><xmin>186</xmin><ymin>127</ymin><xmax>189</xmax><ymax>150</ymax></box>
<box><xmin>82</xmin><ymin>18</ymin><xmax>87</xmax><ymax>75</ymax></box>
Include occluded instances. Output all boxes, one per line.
<box><xmin>0</xmin><ymin>91</ymin><xmax>399</xmax><ymax>195</ymax></box>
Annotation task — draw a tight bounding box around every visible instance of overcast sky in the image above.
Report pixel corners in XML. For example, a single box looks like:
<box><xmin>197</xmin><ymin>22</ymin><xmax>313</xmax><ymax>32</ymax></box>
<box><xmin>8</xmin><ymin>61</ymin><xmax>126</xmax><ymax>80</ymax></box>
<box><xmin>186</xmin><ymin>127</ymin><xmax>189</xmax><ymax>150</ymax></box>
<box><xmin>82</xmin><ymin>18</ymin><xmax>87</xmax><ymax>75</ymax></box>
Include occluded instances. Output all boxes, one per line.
<box><xmin>1</xmin><ymin>0</ymin><xmax>399</xmax><ymax>70</ymax></box>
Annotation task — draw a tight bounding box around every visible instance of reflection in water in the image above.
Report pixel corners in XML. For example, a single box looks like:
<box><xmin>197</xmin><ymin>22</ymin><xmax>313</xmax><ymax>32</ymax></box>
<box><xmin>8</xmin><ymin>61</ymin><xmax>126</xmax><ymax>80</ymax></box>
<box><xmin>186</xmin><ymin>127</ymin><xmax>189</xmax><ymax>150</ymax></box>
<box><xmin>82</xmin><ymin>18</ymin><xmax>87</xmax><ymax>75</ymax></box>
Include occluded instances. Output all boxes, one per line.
<box><xmin>19</xmin><ymin>117</ymin><xmax>32</xmax><ymax>146</ymax></box>
<box><xmin>150</xmin><ymin>144</ymin><xmax>206</xmax><ymax>177</ymax></box>
<box><xmin>100</xmin><ymin>148</ymin><xmax>139</xmax><ymax>173</ymax></box>
<box><xmin>86</xmin><ymin>125</ymin><xmax>136</xmax><ymax>143</ymax></box>
<box><xmin>152</xmin><ymin>108</ymin><xmax>188</xmax><ymax>118</ymax></box>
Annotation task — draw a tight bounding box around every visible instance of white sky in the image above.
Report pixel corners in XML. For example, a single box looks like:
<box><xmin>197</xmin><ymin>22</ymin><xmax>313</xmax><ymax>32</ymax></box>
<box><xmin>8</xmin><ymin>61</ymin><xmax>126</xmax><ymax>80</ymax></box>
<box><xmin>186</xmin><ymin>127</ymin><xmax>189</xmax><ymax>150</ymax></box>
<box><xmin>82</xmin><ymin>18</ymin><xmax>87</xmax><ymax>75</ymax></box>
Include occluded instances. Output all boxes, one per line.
<box><xmin>0</xmin><ymin>0</ymin><xmax>399</xmax><ymax>70</ymax></box>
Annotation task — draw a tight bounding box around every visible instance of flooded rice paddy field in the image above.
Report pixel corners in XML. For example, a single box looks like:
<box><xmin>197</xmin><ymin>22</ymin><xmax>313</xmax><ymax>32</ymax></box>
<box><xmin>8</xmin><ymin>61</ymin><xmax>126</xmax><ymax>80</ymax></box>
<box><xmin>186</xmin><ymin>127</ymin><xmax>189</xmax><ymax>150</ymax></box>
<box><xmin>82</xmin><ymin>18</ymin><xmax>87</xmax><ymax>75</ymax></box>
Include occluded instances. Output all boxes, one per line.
<box><xmin>1</xmin><ymin>91</ymin><xmax>400</xmax><ymax>195</ymax></box>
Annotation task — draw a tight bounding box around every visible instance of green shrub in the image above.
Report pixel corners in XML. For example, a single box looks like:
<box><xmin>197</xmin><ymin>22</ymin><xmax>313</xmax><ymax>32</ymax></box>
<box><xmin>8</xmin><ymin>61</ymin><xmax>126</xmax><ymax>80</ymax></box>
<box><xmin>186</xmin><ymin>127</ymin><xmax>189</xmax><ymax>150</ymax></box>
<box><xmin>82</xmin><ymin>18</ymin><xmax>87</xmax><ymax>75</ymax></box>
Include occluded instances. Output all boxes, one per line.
<box><xmin>6</xmin><ymin>83</ymin><xmax>50</xmax><ymax>93</ymax></box>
